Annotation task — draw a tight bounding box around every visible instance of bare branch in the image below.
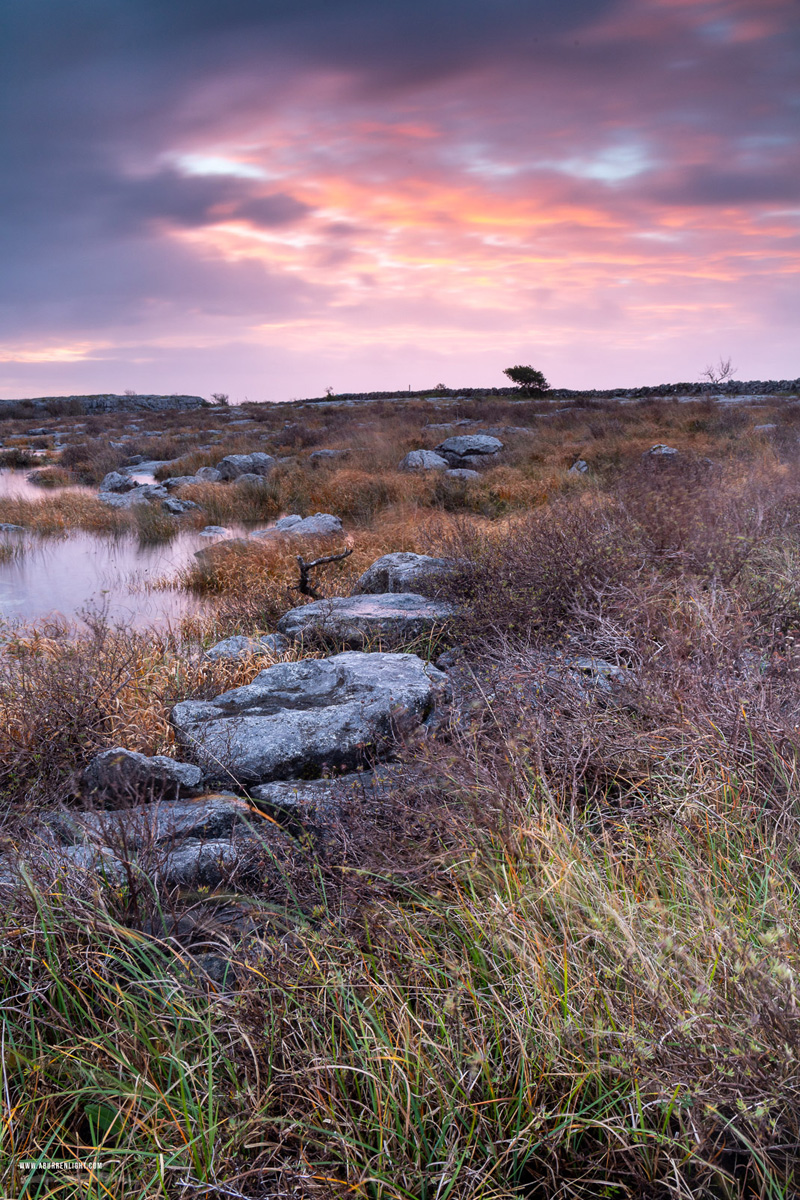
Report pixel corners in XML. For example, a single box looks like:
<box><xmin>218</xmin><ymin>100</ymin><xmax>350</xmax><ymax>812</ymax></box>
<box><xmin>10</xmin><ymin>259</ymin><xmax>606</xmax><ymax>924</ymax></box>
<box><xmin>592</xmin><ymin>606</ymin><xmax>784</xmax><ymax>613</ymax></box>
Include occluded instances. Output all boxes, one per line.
<box><xmin>295</xmin><ymin>548</ymin><xmax>353</xmax><ymax>598</ymax></box>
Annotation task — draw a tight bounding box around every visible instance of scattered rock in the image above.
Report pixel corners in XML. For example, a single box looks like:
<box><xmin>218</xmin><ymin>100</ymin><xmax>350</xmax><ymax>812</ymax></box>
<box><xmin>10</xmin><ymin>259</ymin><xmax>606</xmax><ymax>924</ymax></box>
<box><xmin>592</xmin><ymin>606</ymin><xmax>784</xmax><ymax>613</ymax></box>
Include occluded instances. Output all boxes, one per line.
<box><xmin>82</xmin><ymin>747</ymin><xmax>205</xmax><ymax>804</ymax></box>
<box><xmin>204</xmin><ymin>633</ymin><xmax>290</xmax><ymax>661</ymax></box>
<box><xmin>435</xmin><ymin>434</ymin><xmax>503</xmax><ymax>466</ymax></box>
<box><xmin>99</xmin><ymin>471</ymin><xmax>138</xmax><ymax>493</ymax></box>
<box><xmin>310</xmin><ymin>448</ymin><xmax>350</xmax><ymax>462</ymax></box>
<box><xmin>352</xmin><ymin>552</ymin><xmax>453</xmax><ymax>596</ymax></box>
<box><xmin>754</xmin><ymin>424</ymin><xmax>777</xmax><ymax>432</ymax></box>
<box><xmin>234</xmin><ymin>472</ymin><xmax>271</xmax><ymax>487</ymax></box>
<box><xmin>445</xmin><ymin>468</ymin><xmax>480</xmax><ymax>480</ymax></box>
<box><xmin>171</xmin><ymin>651</ymin><xmax>450</xmax><ymax>785</ymax></box>
<box><xmin>569</xmin><ymin>459</ymin><xmax>588</xmax><ymax>474</ymax></box>
<box><xmin>216</xmin><ymin>453</ymin><xmax>276</xmax><ymax>481</ymax></box>
<box><xmin>249</xmin><ymin>513</ymin><xmax>343</xmax><ymax>539</ymax></box>
<box><xmin>97</xmin><ymin>483</ymin><xmax>169</xmax><ymax>507</ymax></box>
<box><xmin>162</xmin><ymin>496</ymin><xmax>198</xmax><ymax>514</ymax></box>
<box><xmin>0</xmin><ymin>523</ymin><xmax>25</xmax><ymax>533</ymax></box>
<box><xmin>398</xmin><ymin>450</ymin><xmax>449</xmax><ymax>471</ymax></box>
<box><xmin>199</xmin><ymin>525</ymin><xmax>232</xmax><ymax>538</ymax></box>
<box><xmin>643</xmin><ymin>444</ymin><xmax>679</xmax><ymax>458</ymax></box>
<box><xmin>195</xmin><ymin>466</ymin><xmax>222</xmax><ymax>482</ymax></box>
<box><xmin>163</xmin><ymin>475</ymin><xmax>198</xmax><ymax>491</ymax></box>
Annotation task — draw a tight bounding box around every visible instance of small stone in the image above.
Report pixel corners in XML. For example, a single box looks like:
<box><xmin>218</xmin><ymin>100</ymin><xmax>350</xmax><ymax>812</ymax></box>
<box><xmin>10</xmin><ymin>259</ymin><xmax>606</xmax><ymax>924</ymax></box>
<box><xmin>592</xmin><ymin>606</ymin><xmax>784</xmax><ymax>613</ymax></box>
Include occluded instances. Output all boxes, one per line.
<box><xmin>445</xmin><ymin>468</ymin><xmax>480</xmax><ymax>480</ymax></box>
<box><xmin>569</xmin><ymin>459</ymin><xmax>588</xmax><ymax>474</ymax></box>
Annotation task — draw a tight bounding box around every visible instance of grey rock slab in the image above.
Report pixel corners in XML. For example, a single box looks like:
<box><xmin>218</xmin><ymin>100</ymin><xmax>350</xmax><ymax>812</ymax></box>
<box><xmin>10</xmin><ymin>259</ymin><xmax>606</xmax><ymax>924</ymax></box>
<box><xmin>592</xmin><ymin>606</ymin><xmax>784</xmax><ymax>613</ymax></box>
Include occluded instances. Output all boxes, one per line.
<box><xmin>51</xmin><ymin>793</ymin><xmax>259</xmax><ymax>850</ymax></box>
<box><xmin>0</xmin><ymin>523</ymin><xmax>25</xmax><ymax>533</ymax></box>
<box><xmin>251</xmin><ymin>765</ymin><xmax>401</xmax><ymax>823</ymax></box>
<box><xmin>216</xmin><ymin>452</ymin><xmax>276</xmax><ymax>480</ymax></box>
<box><xmin>195</xmin><ymin>466</ymin><xmax>223</xmax><ymax>482</ymax></box>
<box><xmin>199</xmin><ymin>525</ymin><xmax>232</xmax><ymax>538</ymax></box>
<box><xmin>83</xmin><ymin>746</ymin><xmax>204</xmax><ymax>803</ymax></box>
<box><xmin>277</xmin><ymin>592</ymin><xmax>455</xmax><ymax>648</ymax></box>
<box><xmin>643</xmin><ymin>444</ymin><xmax>679</xmax><ymax>457</ymax></box>
<box><xmin>435</xmin><ymin>434</ymin><xmax>503</xmax><ymax>457</ymax></box>
<box><xmin>98</xmin><ymin>483</ymin><xmax>168</xmax><ymax>507</ymax></box>
<box><xmin>353</xmin><ymin>552</ymin><xmax>453</xmax><ymax>596</ymax></box>
<box><xmin>171</xmin><ymin>651</ymin><xmax>450</xmax><ymax>785</ymax></box>
<box><xmin>204</xmin><ymin>633</ymin><xmax>290</xmax><ymax>661</ymax></box>
<box><xmin>445</xmin><ymin>468</ymin><xmax>480</xmax><ymax>480</ymax></box>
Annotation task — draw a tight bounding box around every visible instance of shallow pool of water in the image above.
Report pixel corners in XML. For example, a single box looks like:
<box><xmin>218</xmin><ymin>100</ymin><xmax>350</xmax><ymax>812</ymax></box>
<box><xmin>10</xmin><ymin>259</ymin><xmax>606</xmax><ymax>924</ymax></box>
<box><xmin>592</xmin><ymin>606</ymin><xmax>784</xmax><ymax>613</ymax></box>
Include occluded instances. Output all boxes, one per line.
<box><xmin>0</xmin><ymin>529</ymin><xmax>214</xmax><ymax>629</ymax></box>
<box><xmin>0</xmin><ymin>467</ymin><xmax>91</xmax><ymax>501</ymax></box>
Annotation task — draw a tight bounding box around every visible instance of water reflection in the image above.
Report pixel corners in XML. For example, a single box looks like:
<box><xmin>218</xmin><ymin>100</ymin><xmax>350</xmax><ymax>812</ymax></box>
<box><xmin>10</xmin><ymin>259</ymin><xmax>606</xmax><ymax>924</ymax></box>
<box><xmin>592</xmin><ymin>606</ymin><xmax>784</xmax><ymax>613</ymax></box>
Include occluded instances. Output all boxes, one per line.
<box><xmin>0</xmin><ymin>530</ymin><xmax>211</xmax><ymax>629</ymax></box>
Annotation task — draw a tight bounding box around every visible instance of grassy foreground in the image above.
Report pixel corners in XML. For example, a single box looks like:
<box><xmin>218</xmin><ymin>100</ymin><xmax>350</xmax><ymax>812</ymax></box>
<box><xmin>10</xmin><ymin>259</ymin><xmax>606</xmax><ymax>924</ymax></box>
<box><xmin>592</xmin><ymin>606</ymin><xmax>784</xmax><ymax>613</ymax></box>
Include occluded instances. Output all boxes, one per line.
<box><xmin>1</xmin><ymin>395</ymin><xmax>800</xmax><ymax>1196</ymax></box>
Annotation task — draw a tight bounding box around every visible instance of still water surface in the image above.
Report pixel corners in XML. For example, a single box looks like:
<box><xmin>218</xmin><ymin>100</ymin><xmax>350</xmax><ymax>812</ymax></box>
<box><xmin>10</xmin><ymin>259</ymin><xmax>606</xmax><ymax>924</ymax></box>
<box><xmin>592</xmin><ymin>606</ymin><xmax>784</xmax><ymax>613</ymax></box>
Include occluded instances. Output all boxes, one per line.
<box><xmin>0</xmin><ymin>470</ymin><xmax>214</xmax><ymax>628</ymax></box>
<box><xmin>0</xmin><ymin>530</ymin><xmax>211</xmax><ymax>629</ymax></box>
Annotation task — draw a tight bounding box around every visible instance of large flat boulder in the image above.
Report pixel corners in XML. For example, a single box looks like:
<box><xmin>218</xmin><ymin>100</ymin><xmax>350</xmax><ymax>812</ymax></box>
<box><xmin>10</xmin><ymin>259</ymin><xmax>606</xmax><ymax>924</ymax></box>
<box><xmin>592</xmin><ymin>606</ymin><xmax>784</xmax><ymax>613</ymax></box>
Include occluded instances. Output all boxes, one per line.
<box><xmin>435</xmin><ymin>434</ymin><xmax>503</xmax><ymax>457</ymax></box>
<box><xmin>171</xmin><ymin>651</ymin><xmax>450</xmax><ymax>785</ymax></box>
<box><xmin>277</xmin><ymin>592</ymin><xmax>455</xmax><ymax>647</ymax></box>
<box><xmin>352</xmin><ymin>552</ymin><xmax>452</xmax><ymax>596</ymax></box>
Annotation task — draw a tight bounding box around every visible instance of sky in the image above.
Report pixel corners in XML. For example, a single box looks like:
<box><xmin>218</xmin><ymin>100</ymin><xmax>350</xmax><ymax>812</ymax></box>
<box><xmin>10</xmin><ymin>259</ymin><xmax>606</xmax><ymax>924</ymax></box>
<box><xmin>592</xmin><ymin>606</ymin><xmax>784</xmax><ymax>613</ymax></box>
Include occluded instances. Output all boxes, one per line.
<box><xmin>0</xmin><ymin>0</ymin><xmax>798</xmax><ymax>401</ymax></box>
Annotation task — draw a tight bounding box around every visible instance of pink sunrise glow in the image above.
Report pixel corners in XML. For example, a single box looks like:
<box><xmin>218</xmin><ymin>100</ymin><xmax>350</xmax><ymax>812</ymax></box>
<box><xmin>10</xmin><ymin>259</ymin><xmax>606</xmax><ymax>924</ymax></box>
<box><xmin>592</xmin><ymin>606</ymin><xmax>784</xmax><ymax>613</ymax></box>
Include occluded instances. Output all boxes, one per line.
<box><xmin>1</xmin><ymin>0</ymin><xmax>797</xmax><ymax>399</ymax></box>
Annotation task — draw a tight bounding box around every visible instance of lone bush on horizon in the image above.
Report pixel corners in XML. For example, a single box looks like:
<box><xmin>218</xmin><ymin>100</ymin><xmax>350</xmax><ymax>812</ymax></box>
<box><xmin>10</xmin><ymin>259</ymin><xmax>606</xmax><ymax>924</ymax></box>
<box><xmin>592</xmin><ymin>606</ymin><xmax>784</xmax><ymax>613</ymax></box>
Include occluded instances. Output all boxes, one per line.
<box><xmin>503</xmin><ymin>364</ymin><xmax>549</xmax><ymax>394</ymax></box>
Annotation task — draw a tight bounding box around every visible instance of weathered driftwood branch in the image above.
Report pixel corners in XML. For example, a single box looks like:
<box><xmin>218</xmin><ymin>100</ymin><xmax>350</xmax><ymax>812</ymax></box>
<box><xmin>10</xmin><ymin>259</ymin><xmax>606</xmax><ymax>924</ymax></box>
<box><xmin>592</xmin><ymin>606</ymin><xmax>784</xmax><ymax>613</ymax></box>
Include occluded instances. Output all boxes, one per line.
<box><xmin>295</xmin><ymin>548</ymin><xmax>353</xmax><ymax>599</ymax></box>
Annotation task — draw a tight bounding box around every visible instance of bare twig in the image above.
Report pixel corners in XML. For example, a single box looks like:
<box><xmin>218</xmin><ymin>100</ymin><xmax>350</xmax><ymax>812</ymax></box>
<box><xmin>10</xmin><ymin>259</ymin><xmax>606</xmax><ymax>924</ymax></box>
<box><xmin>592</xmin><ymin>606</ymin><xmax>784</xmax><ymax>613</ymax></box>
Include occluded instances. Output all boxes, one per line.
<box><xmin>295</xmin><ymin>548</ymin><xmax>353</xmax><ymax>598</ymax></box>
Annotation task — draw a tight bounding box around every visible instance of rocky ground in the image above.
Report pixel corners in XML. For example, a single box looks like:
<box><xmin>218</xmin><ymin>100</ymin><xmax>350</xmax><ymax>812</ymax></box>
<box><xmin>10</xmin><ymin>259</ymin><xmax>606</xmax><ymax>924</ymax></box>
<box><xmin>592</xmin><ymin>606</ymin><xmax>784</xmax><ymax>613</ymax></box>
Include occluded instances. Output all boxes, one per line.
<box><xmin>2</xmin><ymin>386</ymin><xmax>800</xmax><ymax>1197</ymax></box>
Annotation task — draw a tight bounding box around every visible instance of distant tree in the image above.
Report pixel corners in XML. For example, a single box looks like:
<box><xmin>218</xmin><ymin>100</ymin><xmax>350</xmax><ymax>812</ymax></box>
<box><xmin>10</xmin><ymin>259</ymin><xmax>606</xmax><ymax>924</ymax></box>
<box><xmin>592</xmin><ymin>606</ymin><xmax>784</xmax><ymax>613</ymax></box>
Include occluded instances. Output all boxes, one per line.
<box><xmin>211</xmin><ymin>392</ymin><xmax>230</xmax><ymax>405</ymax></box>
<box><xmin>700</xmin><ymin>357</ymin><xmax>737</xmax><ymax>387</ymax></box>
<box><xmin>502</xmin><ymin>365</ymin><xmax>549</xmax><ymax>395</ymax></box>
<box><xmin>324</xmin><ymin>386</ymin><xmax>335</xmax><ymax>397</ymax></box>
<box><xmin>433</xmin><ymin>382</ymin><xmax>448</xmax><ymax>392</ymax></box>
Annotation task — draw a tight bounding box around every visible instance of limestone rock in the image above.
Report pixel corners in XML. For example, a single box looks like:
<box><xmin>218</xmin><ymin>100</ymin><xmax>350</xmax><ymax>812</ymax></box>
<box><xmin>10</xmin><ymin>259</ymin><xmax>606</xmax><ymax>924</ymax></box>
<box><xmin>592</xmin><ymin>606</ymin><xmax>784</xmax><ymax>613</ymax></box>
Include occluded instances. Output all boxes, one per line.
<box><xmin>99</xmin><ymin>471</ymin><xmax>137</xmax><ymax>493</ymax></box>
<box><xmin>398</xmin><ymin>449</ymin><xmax>449</xmax><ymax>471</ymax></box>
<box><xmin>249</xmin><ymin>513</ymin><xmax>343</xmax><ymax>539</ymax></box>
<box><xmin>83</xmin><ymin>747</ymin><xmax>204</xmax><ymax>803</ymax></box>
<box><xmin>195</xmin><ymin>466</ymin><xmax>222</xmax><ymax>482</ymax></box>
<box><xmin>277</xmin><ymin>592</ymin><xmax>455</xmax><ymax>647</ymax></box>
<box><xmin>435</xmin><ymin>434</ymin><xmax>503</xmax><ymax>458</ymax></box>
<box><xmin>171</xmin><ymin>651</ymin><xmax>450</xmax><ymax>785</ymax></box>
<box><xmin>352</xmin><ymin>552</ymin><xmax>452</xmax><ymax>596</ymax></box>
<box><xmin>203</xmin><ymin>633</ymin><xmax>290</xmax><ymax>661</ymax></box>
<box><xmin>216</xmin><ymin>452</ymin><xmax>276</xmax><ymax>480</ymax></box>
<box><xmin>445</xmin><ymin>468</ymin><xmax>480</xmax><ymax>481</ymax></box>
